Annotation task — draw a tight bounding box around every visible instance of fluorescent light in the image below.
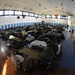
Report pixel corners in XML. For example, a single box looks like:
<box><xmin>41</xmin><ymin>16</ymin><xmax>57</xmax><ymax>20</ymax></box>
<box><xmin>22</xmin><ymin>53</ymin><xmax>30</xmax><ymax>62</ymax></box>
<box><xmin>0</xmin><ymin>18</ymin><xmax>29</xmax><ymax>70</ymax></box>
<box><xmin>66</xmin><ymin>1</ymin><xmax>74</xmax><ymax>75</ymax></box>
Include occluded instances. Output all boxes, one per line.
<box><xmin>35</xmin><ymin>14</ymin><xmax>38</xmax><ymax>17</ymax></box>
<box><xmin>23</xmin><ymin>12</ymin><xmax>29</xmax><ymax>16</ymax></box>
<box><xmin>46</xmin><ymin>15</ymin><xmax>50</xmax><ymax>18</ymax></box>
<box><xmin>15</xmin><ymin>11</ymin><xmax>22</xmax><ymax>15</ymax></box>
<box><xmin>0</xmin><ymin>11</ymin><xmax>3</xmax><ymax>15</ymax></box>
<box><xmin>29</xmin><ymin>13</ymin><xmax>34</xmax><ymax>16</ymax></box>
<box><xmin>38</xmin><ymin>15</ymin><xmax>41</xmax><ymax>18</ymax></box>
<box><xmin>58</xmin><ymin>16</ymin><xmax>60</xmax><ymax>19</ymax></box>
<box><xmin>52</xmin><ymin>15</ymin><xmax>55</xmax><ymax>19</ymax></box>
<box><xmin>5</xmin><ymin>10</ymin><xmax>14</xmax><ymax>15</ymax></box>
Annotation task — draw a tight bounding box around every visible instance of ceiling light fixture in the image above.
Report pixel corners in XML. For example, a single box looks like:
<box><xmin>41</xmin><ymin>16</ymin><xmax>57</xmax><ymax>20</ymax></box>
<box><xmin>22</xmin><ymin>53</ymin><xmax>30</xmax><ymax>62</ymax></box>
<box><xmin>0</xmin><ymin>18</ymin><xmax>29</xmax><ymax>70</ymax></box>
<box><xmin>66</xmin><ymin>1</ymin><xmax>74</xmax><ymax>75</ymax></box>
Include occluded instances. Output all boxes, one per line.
<box><xmin>61</xmin><ymin>3</ymin><xmax>63</xmax><ymax>6</ymax></box>
<box><xmin>22</xmin><ymin>15</ymin><xmax>25</xmax><ymax>18</ymax></box>
<box><xmin>44</xmin><ymin>8</ymin><xmax>46</xmax><ymax>9</ymax></box>
<box><xmin>24</xmin><ymin>7</ymin><xmax>25</xmax><ymax>9</ymax></box>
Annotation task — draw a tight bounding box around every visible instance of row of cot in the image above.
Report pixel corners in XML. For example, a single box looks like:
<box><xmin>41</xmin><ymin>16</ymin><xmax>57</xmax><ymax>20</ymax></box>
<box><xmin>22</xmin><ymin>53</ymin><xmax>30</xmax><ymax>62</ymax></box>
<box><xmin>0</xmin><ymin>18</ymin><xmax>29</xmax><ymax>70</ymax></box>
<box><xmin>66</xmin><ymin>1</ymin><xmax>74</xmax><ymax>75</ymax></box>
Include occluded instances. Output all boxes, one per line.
<box><xmin>1</xmin><ymin>24</ymin><xmax>65</xmax><ymax>72</ymax></box>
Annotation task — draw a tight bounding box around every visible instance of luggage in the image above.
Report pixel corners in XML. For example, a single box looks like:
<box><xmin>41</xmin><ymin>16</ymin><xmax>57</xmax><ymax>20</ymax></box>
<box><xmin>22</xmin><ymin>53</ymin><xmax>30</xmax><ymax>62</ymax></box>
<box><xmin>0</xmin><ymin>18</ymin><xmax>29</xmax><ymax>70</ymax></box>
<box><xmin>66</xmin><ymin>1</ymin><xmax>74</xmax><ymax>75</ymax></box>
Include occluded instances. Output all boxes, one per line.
<box><xmin>31</xmin><ymin>45</ymin><xmax>45</xmax><ymax>52</ymax></box>
<box><xmin>39</xmin><ymin>47</ymin><xmax>58</xmax><ymax>69</ymax></box>
<box><xmin>39</xmin><ymin>47</ymin><xmax>54</xmax><ymax>62</ymax></box>
<box><xmin>47</xmin><ymin>42</ymin><xmax>58</xmax><ymax>54</ymax></box>
<box><xmin>60</xmin><ymin>33</ymin><xmax>65</xmax><ymax>39</ymax></box>
<box><xmin>26</xmin><ymin>34</ymin><xmax>35</xmax><ymax>42</ymax></box>
<box><xmin>22</xmin><ymin>57</ymin><xmax>34</xmax><ymax>72</ymax></box>
<box><xmin>29</xmin><ymin>40</ymin><xmax>47</xmax><ymax>48</ymax></box>
<box><xmin>47</xmin><ymin>41</ymin><xmax>62</xmax><ymax>55</ymax></box>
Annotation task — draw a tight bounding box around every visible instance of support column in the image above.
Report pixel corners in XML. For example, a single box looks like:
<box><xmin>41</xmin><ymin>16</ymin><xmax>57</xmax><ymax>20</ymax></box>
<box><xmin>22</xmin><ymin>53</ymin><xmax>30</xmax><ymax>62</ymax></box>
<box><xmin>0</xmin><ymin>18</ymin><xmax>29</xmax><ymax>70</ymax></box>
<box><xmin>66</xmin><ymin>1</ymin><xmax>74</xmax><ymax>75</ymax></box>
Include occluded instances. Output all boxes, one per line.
<box><xmin>68</xmin><ymin>16</ymin><xmax>72</xmax><ymax>32</ymax></box>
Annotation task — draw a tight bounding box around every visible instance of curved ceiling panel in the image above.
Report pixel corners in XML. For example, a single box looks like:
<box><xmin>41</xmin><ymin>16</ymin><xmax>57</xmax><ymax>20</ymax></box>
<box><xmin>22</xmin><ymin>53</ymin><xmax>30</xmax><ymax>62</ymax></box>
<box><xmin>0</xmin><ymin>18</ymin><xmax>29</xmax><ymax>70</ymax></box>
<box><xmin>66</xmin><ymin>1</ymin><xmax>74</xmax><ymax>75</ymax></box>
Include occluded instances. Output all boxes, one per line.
<box><xmin>0</xmin><ymin>0</ymin><xmax>74</xmax><ymax>16</ymax></box>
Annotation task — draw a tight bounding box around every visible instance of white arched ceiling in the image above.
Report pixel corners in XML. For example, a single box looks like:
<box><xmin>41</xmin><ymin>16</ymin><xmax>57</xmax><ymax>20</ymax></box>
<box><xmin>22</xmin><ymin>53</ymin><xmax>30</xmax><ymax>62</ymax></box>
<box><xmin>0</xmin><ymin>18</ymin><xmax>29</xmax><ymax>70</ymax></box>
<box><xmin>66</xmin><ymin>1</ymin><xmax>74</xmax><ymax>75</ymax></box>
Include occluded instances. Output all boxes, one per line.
<box><xmin>0</xmin><ymin>0</ymin><xmax>74</xmax><ymax>16</ymax></box>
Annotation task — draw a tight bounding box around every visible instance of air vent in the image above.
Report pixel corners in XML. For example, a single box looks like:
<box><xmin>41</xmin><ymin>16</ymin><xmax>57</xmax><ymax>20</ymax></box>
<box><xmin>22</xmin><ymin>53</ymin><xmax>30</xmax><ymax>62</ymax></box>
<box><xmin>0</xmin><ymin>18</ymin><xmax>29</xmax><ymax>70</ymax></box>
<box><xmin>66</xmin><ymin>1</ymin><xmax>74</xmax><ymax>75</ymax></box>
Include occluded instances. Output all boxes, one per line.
<box><xmin>5</xmin><ymin>4</ymin><xmax>7</xmax><ymax>6</ymax></box>
<box><xmin>30</xmin><ymin>8</ymin><xmax>32</xmax><ymax>11</ymax></box>
<box><xmin>39</xmin><ymin>4</ymin><xmax>41</xmax><ymax>6</ymax></box>
<box><xmin>55</xmin><ymin>6</ymin><xmax>57</xmax><ymax>8</ymax></box>
<box><xmin>10</xmin><ymin>5</ymin><xmax>12</xmax><ymax>7</ymax></box>
<box><xmin>62</xmin><ymin>8</ymin><xmax>63</xmax><ymax>10</ymax></box>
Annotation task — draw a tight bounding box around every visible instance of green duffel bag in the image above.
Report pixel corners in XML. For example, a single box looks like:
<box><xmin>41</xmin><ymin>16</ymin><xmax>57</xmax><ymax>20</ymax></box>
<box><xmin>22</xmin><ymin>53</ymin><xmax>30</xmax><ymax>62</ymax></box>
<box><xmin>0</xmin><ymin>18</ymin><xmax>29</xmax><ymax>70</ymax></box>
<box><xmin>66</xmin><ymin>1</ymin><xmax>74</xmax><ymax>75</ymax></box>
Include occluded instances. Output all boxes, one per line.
<box><xmin>22</xmin><ymin>58</ymin><xmax>34</xmax><ymax>72</ymax></box>
<box><xmin>47</xmin><ymin>42</ymin><xmax>58</xmax><ymax>54</ymax></box>
<box><xmin>39</xmin><ymin>47</ymin><xmax>54</xmax><ymax>62</ymax></box>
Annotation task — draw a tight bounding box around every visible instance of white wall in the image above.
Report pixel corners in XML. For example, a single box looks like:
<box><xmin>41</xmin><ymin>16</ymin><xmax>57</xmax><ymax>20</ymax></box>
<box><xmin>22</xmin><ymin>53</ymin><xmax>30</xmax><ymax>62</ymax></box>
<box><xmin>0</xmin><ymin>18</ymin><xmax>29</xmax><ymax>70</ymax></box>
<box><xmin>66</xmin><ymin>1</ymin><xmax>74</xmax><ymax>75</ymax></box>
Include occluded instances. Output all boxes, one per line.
<box><xmin>0</xmin><ymin>16</ymin><xmax>42</xmax><ymax>25</ymax></box>
<box><xmin>0</xmin><ymin>15</ymin><xmax>69</xmax><ymax>29</ymax></box>
<box><xmin>0</xmin><ymin>15</ymin><xmax>68</xmax><ymax>26</ymax></box>
<box><xmin>41</xmin><ymin>15</ymin><xmax>68</xmax><ymax>24</ymax></box>
<box><xmin>44</xmin><ymin>19</ymin><xmax>68</xmax><ymax>24</ymax></box>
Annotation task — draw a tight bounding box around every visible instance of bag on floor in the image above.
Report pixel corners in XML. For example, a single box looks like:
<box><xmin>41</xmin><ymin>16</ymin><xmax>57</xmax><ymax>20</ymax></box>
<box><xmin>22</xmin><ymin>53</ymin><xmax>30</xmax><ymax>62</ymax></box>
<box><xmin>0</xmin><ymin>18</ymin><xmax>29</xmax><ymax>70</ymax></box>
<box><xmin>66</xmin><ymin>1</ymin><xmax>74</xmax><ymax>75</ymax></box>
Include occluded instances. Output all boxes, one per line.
<box><xmin>39</xmin><ymin>47</ymin><xmax>54</xmax><ymax>62</ymax></box>
<box><xmin>60</xmin><ymin>33</ymin><xmax>65</xmax><ymax>39</ymax></box>
<box><xmin>31</xmin><ymin>45</ymin><xmax>45</xmax><ymax>52</ymax></box>
<box><xmin>47</xmin><ymin>42</ymin><xmax>58</xmax><ymax>54</ymax></box>
<box><xmin>22</xmin><ymin>58</ymin><xmax>34</xmax><ymax>72</ymax></box>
